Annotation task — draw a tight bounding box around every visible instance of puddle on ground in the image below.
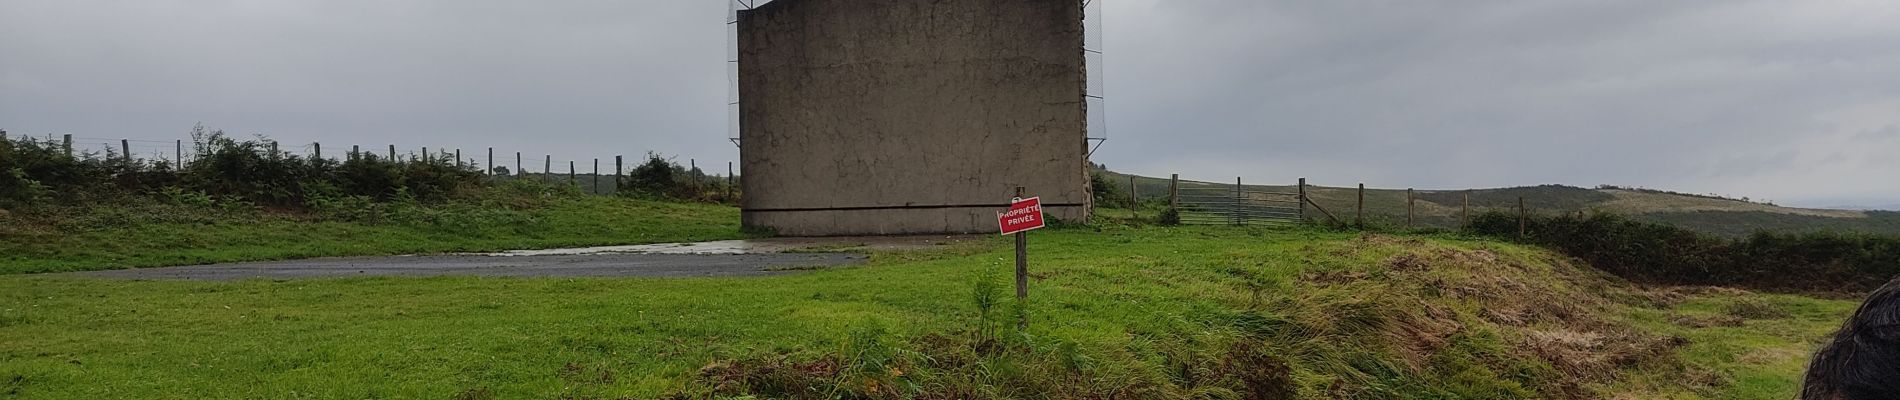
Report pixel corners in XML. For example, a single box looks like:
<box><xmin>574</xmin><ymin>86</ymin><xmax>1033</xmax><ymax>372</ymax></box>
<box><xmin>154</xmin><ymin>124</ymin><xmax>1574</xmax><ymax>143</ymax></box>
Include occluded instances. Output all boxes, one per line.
<box><xmin>470</xmin><ymin>235</ymin><xmax>980</xmax><ymax>257</ymax></box>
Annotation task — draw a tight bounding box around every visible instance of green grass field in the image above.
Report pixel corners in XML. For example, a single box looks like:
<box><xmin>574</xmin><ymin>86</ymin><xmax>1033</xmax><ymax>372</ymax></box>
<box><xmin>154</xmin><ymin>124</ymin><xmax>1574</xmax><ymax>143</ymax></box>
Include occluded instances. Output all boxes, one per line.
<box><xmin>0</xmin><ymin>223</ymin><xmax>1854</xmax><ymax>399</ymax></box>
<box><xmin>0</xmin><ymin>195</ymin><xmax>747</xmax><ymax>275</ymax></box>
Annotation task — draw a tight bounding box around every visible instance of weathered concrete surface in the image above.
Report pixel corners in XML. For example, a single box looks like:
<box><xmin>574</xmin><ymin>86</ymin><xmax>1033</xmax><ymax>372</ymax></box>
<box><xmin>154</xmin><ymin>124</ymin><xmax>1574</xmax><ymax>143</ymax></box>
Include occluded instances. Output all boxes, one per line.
<box><xmin>65</xmin><ymin>235</ymin><xmax>978</xmax><ymax>280</ymax></box>
<box><xmin>70</xmin><ymin>254</ymin><xmax>866</xmax><ymax>280</ymax></box>
<box><xmin>476</xmin><ymin>235</ymin><xmax>976</xmax><ymax>256</ymax></box>
<box><xmin>737</xmin><ymin>0</ymin><xmax>1091</xmax><ymax>236</ymax></box>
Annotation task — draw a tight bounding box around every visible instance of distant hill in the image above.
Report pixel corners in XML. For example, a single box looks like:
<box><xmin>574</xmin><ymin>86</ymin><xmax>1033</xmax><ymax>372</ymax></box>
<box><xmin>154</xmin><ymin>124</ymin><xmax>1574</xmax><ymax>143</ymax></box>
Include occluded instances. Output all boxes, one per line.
<box><xmin>1100</xmin><ymin>171</ymin><xmax>1900</xmax><ymax>237</ymax></box>
<box><xmin>1824</xmin><ymin>204</ymin><xmax>1900</xmax><ymax>211</ymax></box>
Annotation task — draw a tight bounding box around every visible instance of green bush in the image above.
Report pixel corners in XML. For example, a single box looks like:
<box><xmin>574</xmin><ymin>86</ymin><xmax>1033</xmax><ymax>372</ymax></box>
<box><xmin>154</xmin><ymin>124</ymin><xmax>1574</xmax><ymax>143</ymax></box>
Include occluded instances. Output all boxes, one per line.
<box><xmin>1089</xmin><ymin>171</ymin><xmax>1126</xmax><ymax>208</ymax></box>
<box><xmin>0</xmin><ymin>127</ymin><xmax>488</xmax><ymax>211</ymax></box>
<box><xmin>617</xmin><ymin>153</ymin><xmax>734</xmax><ymax>202</ymax></box>
<box><xmin>1467</xmin><ymin>211</ymin><xmax>1900</xmax><ymax>291</ymax></box>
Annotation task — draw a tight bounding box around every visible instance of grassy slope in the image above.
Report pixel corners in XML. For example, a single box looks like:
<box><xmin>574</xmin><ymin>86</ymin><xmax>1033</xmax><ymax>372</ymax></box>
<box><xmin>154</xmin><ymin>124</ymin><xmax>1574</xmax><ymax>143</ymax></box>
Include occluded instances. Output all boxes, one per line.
<box><xmin>0</xmin><ymin>226</ymin><xmax>1852</xmax><ymax>399</ymax></box>
<box><xmin>0</xmin><ymin>196</ymin><xmax>747</xmax><ymax>274</ymax></box>
<box><xmin>1106</xmin><ymin>171</ymin><xmax>1898</xmax><ymax>236</ymax></box>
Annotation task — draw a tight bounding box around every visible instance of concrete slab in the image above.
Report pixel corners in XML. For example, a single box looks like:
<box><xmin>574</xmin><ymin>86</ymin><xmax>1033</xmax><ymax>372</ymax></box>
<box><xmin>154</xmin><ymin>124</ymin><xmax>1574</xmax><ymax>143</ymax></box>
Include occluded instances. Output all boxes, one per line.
<box><xmin>64</xmin><ymin>235</ymin><xmax>981</xmax><ymax>280</ymax></box>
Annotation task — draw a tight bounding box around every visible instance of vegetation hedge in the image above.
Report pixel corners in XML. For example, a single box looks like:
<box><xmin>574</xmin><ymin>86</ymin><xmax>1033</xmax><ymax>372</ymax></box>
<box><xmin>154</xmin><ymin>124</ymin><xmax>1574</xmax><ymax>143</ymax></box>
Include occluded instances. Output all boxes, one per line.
<box><xmin>1468</xmin><ymin>211</ymin><xmax>1900</xmax><ymax>292</ymax></box>
<box><xmin>0</xmin><ymin>127</ymin><xmax>729</xmax><ymax>212</ymax></box>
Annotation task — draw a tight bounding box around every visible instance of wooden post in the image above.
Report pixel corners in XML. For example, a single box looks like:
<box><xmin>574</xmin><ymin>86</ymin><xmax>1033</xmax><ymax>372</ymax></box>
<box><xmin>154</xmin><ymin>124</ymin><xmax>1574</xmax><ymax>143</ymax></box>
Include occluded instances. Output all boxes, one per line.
<box><xmin>121</xmin><ymin>139</ymin><xmax>131</xmax><ymax>163</ymax></box>
<box><xmin>62</xmin><ymin>134</ymin><xmax>73</xmax><ymax>157</ymax></box>
<box><xmin>455</xmin><ymin>149</ymin><xmax>462</xmax><ymax>168</ymax></box>
<box><xmin>593</xmin><ymin>159</ymin><xmax>600</xmax><ymax>194</ymax></box>
<box><xmin>1298</xmin><ymin>178</ymin><xmax>1308</xmax><ymax>222</ymax></box>
<box><xmin>1169</xmin><ymin>174</ymin><xmax>1180</xmax><ymax>210</ymax></box>
<box><xmin>487</xmin><ymin>148</ymin><xmax>494</xmax><ymax>175</ymax></box>
<box><xmin>615</xmin><ymin>155</ymin><xmax>624</xmax><ymax>189</ymax></box>
<box><xmin>1234</xmin><ymin>177</ymin><xmax>1244</xmax><ymax>226</ymax></box>
<box><xmin>1406</xmin><ymin>188</ymin><xmax>1415</xmax><ymax>228</ymax></box>
<box><xmin>176</xmin><ymin>140</ymin><xmax>184</xmax><ymax>169</ymax></box>
<box><xmin>422</xmin><ymin>147</ymin><xmax>429</xmax><ymax>162</ymax></box>
<box><xmin>1461</xmin><ymin>191</ymin><xmax>1470</xmax><ymax>229</ymax></box>
<box><xmin>1015</xmin><ymin>186</ymin><xmax>1029</xmax><ymax>301</ymax></box>
<box><xmin>1129</xmin><ymin>175</ymin><xmax>1139</xmax><ymax>207</ymax></box>
<box><xmin>569</xmin><ymin>161</ymin><xmax>576</xmax><ymax>185</ymax></box>
<box><xmin>726</xmin><ymin>161</ymin><xmax>735</xmax><ymax>201</ymax></box>
<box><xmin>313</xmin><ymin>142</ymin><xmax>322</xmax><ymax>160</ymax></box>
<box><xmin>1356</xmin><ymin>183</ymin><xmax>1366</xmax><ymax>227</ymax></box>
<box><xmin>515</xmin><ymin>152</ymin><xmax>523</xmax><ymax>176</ymax></box>
<box><xmin>388</xmin><ymin>145</ymin><xmax>396</xmax><ymax>163</ymax></box>
<box><xmin>1518</xmin><ymin>197</ymin><xmax>1527</xmax><ymax>239</ymax></box>
<box><xmin>351</xmin><ymin>145</ymin><xmax>360</xmax><ymax>161</ymax></box>
<box><xmin>269</xmin><ymin>142</ymin><xmax>278</xmax><ymax>160</ymax></box>
<box><xmin>544</xmin><ymin>155</ymin><xmax>551</xmax><ymax>176</ymax></box>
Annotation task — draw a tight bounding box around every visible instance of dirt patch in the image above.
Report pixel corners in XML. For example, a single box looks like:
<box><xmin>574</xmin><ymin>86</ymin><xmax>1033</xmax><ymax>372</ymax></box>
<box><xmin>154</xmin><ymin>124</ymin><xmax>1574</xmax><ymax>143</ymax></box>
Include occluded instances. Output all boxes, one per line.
<box><xmin>1522</xmin><ymin>328</ymin><xmax>1689</xmax><ymax>381</ymax></box>
<box><xmin>698</xmin><ymin>355</ymin><xmax>842</xmax><ymax>399</ymax></box>
<box><xmin>1726</xmin><ymin>298</ymin><xmax>1793</xmax><ymax>320</ymax></box>
<box><xmin>1302</xmin><ymin>234</ymin><xmax>1703</xmax><ymax>398</ymax></box>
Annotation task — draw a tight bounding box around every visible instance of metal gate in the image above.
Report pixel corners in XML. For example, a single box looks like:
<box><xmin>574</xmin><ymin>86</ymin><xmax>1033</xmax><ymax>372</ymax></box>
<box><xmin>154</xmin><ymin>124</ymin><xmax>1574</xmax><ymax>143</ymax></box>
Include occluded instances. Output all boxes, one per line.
<box><xmin>1173</xmin><ymin>178</ymin><xmax>1303</xmax><ymax>226</ymax></box>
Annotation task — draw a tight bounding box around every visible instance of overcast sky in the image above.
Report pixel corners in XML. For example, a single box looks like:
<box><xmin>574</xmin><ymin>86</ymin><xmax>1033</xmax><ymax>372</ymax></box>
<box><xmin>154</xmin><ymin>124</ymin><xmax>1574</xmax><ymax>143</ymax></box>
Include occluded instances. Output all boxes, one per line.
<box><xmin>4</xmin><ymin>1</ymin><xmax>1898</xmax><ymax>207</ymax></box>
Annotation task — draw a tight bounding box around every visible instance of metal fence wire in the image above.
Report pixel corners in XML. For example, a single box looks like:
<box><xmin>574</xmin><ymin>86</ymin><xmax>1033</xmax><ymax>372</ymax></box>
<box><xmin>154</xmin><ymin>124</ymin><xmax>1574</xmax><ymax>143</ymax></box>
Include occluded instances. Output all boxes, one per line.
<box><xmin>1174</xmin><ymin>178</ymin><xmax>1302</xmax><ymax>226</ymax></box>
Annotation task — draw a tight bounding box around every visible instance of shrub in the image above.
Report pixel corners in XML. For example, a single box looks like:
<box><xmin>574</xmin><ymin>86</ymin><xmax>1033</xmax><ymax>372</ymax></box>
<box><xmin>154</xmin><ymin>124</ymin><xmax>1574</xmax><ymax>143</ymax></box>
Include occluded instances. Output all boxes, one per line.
<box><xmin>619</xmin><ymin>153</ymin><xmax>730</xmax><ymax>202</ymax></box>
<box><xmin>2</xmin><ymin>126</ymin><xmax>492</xmax><ymax>212</ymax></box>
<box><xmin>1157</xmin><ymin>207</ymin><xmax>1181</xmax><ymax>226</ymax></box>
<box><xmin>1468</xmin><ymin>211</ymin><xmax>1900</xmax><ymax>292</ymax></box>
<box><xmin>622</xmin><ymin>153</ymin><xmax>680</xmax><ymax>198</ymax></box>
<box><xmin>1090</xmin><ymin>171</ymin><xmax>1126</xmax><ymax>208</ymax></box>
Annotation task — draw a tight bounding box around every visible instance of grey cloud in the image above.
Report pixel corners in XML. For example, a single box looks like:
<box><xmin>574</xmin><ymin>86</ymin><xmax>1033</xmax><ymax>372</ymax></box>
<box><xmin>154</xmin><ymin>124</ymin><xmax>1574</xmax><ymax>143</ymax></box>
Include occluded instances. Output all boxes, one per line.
<box><xmin>4</xmin><ymin>0</ymin><xmax>1899</xmax><ymax>203</ymax></box>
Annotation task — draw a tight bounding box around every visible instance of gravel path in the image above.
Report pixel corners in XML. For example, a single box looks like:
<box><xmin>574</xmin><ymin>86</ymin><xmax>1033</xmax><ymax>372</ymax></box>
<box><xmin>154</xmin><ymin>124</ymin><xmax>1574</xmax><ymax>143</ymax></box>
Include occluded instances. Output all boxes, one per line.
<box><xmin>72</xmin><ymin>253</ymin><xmax>868</xmax><ymax>280</ymax></box>
<box><xmin>64</xmin><ymin>236</ymin><xmax>980</xmax><ymax>280</ymax></box>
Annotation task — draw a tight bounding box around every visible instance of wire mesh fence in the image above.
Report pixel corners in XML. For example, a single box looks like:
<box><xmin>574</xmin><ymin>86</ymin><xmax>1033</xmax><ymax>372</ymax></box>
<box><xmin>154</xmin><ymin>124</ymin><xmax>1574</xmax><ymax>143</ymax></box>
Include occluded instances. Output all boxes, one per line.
<box><xmin>1157</xmin><ymin>174</ymin><xmax>1545</xmax><ymax>231</ymax></box>
<box><xmin>1</xmin><ymin>131</ymin><xmax>739</xmax><ymax>198</ymax></box>
<box><xmin>1172</xmin><ymin>177</ymin><xmax>1302</xmax><ymax>226</ymax></box>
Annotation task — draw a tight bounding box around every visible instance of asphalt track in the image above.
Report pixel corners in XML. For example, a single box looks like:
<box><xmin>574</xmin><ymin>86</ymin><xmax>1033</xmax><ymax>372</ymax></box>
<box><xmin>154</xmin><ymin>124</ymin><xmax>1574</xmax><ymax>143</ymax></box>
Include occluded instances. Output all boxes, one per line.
<box><xmin>72</xmin><ymin>253</ymin><xmax>867</xmax><ymax>280</ymax></box>
<box><xmin>66</xmin><ymin>236</ymin><xmax>974</xmax><ymax>280</ymax></box>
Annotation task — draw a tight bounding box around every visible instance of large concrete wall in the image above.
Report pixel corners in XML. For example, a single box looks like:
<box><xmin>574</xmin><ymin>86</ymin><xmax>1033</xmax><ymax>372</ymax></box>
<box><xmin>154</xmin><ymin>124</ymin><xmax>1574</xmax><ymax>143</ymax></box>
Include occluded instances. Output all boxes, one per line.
<box><xmin>737</xmin><ymin>0</ymin><xmax>1091</xmax><ymax>236</ymax></box>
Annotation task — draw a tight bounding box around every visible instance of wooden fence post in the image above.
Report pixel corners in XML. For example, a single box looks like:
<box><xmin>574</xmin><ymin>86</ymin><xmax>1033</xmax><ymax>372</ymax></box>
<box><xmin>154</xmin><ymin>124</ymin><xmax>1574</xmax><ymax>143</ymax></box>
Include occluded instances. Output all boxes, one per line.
<box><xmin>615</xmin><ymin>155</ymin><xmax>624</xmax><ymax>189</ymax></box>
<box><xmin>62</xmin><ymin>134</ymin><xmax>73</xmax><ymax>157</ymax></box>
<box><xmin>177</xmin><ymin>140</ymin><xmax>185</xmax><ymax>169</ymax></box>
<box><xmin>455</xmin><ymin>149</ymin><xmax>462</xmax><ymax>168</ymax></box>
<box><xmin>1406</xmin><ymin>188</ymin><xmax>1415</xmax><ymax>228</ymax></box>
<box><xmin>1518</xmin><ymin>197</ymin><xmax>1527</xmax><ymax>238</ymax></box>
<box><xmin>727</xmin><ymin>161</ymin><xmax>735</xmax><ymax>201</ymax></box>
<box><xmin>544</xmin><ymin>155</ymin><xmax>551</xmax><ymax>176</ymax></box>
<box><xmin>121</xmin><ymin>139</ymin><xmax>131</xmax><ymax>163</ymax></box>
<box><xmin>515</xmin><ymin>152</ymin><xmax>523</xmax><ymax>176</ymax></box>
<box><xmin>422</xmin><ymin>147</ymin><xmax>429</xmax><ymax>162</ymax></box>
<box><xmin>388</xmin><ymin>145</ymin><xmax>396</xmax><ymax>163</ymax></box>
<box><xmin>1298</xmin><ymin>178</ymin><xmax>1308</xmax><ymax>222</ymax></box>
<box><xmin>1129</xmin><ymin>175</ymin><xmax>1139</xmax><ymax>207</ymax></box>
<box><xmin>1356</xmin><ymin>183</ymin><xmax>1365</xmax><ymax>227</ymax></box>
<box><xmin>1461</xmin><ymin>191</ymin><xmax>1470</xmax><ymax>229</ymax></box>
<box><xmin>593</xmin><ymin>158</ymin><xmax>600</xmax><ymax>193</ymax></box>
<box><xmin>1234</xmin><ymin>177</ymin><xmax>1244</xmax><ymax>226</ymax></box>
<box><xmin>313</xmin><ymin>142</ymin><xmax>322</xmax><ymax>160</ymax></box>
<box><xmin>487</xmin><ymin>148</ymin><xmax>494</xmax><ymax>175</ymax></box>
<box><xmin>1168</xmin><ymin>174</ymin><xmax>1180</xmax><ymax>210</ymax></box>
<box><xmin>569</xmin><ymin>161</ymin><xmax>576</xmax><ymax>185</ymax></box>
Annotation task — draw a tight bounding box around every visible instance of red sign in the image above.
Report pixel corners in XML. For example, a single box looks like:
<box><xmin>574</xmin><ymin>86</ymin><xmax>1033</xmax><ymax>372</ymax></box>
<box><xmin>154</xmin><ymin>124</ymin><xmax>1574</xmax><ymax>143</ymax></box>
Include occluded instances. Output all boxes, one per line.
<box><xmin>998</xmin><ymin>197</ymin><xmax>1046</xmax><ymax>235</ymax></box>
